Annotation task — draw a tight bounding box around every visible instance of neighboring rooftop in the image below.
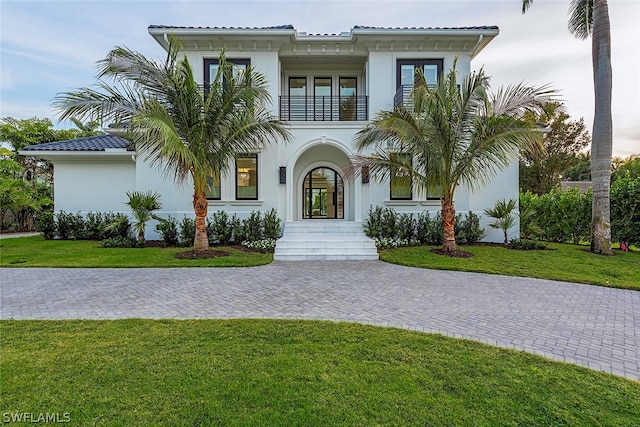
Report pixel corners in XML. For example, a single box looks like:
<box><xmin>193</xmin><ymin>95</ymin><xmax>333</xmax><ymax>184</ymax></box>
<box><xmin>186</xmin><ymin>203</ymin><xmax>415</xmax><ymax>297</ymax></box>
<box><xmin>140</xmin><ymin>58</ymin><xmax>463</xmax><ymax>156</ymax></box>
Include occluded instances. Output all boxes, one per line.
<box><xmin>23</xmin><ymin>135</ymin><xmax>132</xmax><ymax>152</ymax></box>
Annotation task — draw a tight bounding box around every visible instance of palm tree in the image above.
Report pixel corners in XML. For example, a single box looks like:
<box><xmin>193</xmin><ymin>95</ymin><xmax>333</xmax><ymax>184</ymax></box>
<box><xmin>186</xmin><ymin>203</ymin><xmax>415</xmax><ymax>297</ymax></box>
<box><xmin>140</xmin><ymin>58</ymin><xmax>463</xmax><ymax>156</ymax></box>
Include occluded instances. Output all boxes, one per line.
<box><xmin>483</xmin><ymin>198</ymin><xmax>518</xmax><ymax>245</ymax></box>
<box><xmin>522</xmin><ymin>0</ymin><xmax>612</xmax><ymax>254</ymax></box>
<box><xmin>354</xmin><ymin>64</ymin><xmax>553</xmax><ymax>252</ymax></box>
<box><xmin>53</xmin><ymin>38</ymin><xmax>290</xmax><ymax>251</ymax></box>
<box><xmin>125</xmin><ymin>190</ymin><xmax>162</xmax><ymax>242</ymax></box>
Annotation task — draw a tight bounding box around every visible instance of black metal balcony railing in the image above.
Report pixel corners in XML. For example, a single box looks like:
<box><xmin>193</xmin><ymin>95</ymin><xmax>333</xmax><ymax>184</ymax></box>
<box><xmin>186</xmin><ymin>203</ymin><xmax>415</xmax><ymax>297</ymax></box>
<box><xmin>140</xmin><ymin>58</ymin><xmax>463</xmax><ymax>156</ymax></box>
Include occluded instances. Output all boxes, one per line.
<box><xmin>394</xmin><ymin>85</ymin><xmax>413</xmax><ymax>107</ymax></box>
<box><xmin>279</xmin><ymin>95</ymin><xmax>368</xmax><ymax>121</ymax></box>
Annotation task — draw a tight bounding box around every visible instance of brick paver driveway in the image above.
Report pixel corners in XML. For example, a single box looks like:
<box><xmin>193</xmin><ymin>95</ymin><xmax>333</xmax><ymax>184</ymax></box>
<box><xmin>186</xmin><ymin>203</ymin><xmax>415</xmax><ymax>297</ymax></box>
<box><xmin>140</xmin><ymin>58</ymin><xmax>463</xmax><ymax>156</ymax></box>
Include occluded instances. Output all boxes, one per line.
<box><xmin>1</xmin><ymin>262</ymin><xmax>638</xmax><ymax>381</ymax></box>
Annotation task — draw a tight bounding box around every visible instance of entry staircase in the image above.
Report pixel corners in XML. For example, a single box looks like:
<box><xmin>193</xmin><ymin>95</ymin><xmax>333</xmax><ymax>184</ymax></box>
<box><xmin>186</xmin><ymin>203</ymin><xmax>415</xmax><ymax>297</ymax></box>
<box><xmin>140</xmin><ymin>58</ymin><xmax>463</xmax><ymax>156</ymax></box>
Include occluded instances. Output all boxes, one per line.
<box><xmin>274</xmin><ymin>221</ymin><xmax>379</xmax><ymax>261</ymax></box>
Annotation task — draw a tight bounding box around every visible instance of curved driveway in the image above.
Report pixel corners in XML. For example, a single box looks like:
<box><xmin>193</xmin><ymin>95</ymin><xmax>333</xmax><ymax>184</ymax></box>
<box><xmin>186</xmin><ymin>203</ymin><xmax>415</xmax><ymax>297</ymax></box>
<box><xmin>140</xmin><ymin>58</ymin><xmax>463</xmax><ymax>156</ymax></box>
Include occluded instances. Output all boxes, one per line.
<box><xmin>1</xmin><ymin>262</ymin><xmax>638</xmax><ymax>381</ymax></box>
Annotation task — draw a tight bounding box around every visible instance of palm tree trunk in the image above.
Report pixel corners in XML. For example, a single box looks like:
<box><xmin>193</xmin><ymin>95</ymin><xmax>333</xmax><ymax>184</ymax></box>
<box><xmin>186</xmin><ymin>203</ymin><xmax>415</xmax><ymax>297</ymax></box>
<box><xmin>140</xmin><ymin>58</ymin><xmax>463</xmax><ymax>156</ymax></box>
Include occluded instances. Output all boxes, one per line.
<box><xmin>590</xmin><ymin>0</ymin><xmax>613</xmax><ymax>255</ymax></box>
<box><xmin>193</xmin><ymin>190</ymin><xmax>209</xmax><ymax>251</ymax></box>
<box><xmin>442</xmin><ymin>198</ymin><xmax>457</xmax><ymax>252</ymax></box>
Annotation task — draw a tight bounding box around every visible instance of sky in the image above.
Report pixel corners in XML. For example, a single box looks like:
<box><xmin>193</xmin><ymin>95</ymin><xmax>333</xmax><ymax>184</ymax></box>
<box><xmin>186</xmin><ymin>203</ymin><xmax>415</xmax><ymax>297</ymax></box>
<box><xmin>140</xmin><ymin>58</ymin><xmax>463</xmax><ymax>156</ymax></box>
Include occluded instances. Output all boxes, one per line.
<box><xmin>1</xmin><ymin>0</ymin><xmax>638</xmax><ymax>157</ymax></box>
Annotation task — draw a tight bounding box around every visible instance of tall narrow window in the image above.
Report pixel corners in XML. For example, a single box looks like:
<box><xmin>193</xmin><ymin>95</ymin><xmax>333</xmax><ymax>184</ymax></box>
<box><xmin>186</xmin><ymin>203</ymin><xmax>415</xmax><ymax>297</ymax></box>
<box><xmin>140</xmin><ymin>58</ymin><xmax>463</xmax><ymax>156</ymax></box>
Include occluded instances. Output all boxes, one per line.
<box><xmin>205</xmin><ymin>174</ymin><xmax>221</xmax><ymax>200</ymax></box>
<box><xmin>339</xmin><ymin>77</ymin><xmax>357</xmax><ymax>120</ymax></box>
<box><xmin>236</xmin><ymin>154</ymin><xmax>258</xmax><ymax>200</ymax></box>
<box><xmin>314</xmin><ymin>77</ymin><xmax>332</xmax><ymax>120</ymax></box>
<box><xmin>289</xmin><ymin>77</ymin><xmax>307</xmax><ymax>120</ymax></box>
<box><xmin>390</xmin><ymin>153</ymin><xmax>412</xmax><ymax>200</ymax></box>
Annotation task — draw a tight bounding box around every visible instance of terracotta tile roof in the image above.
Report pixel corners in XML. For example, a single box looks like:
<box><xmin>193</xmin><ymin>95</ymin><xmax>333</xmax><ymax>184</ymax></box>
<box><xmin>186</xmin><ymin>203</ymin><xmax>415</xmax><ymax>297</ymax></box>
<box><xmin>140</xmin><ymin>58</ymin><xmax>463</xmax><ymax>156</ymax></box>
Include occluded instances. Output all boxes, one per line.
<box><xmin>23</xmin><ymin>135</ymin><xmax>132</xmax><ymax>151</ymax></box>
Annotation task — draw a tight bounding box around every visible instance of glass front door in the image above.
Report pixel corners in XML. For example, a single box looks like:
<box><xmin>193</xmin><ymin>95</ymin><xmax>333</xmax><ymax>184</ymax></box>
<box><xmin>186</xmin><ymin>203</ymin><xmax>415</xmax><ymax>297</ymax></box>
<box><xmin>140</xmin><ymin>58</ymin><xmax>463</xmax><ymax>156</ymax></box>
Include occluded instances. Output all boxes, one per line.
<box><xmin>303</xmin><ymin>167</ymin><xmax>344</xmax><ymax>219</ymax></box>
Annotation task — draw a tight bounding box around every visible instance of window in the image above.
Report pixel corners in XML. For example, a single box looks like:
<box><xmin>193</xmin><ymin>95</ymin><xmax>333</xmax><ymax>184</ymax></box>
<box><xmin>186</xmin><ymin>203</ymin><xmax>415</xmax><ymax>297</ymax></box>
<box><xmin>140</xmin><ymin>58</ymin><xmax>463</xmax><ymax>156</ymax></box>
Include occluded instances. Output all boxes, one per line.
<box><xmin>289</xmin><ymin>77</ymin><xmax>307</xmax><ymax>120</ymax></box>
<box><xmin>390</xmin><ymin>153</ymin><xmax>412</xmax><ymax>200</ymax></box>
<box><xmin>314</xmin><ymin>77</ymin><xmax>332</xmax><ymax>120</ymax></box>
<box><xmin>396</xmin><ymin>59</ymin><xmax>443</xmax><ymax>89</ymax></box>
<box><xmin>205</xmin><ymin>174</ymin><xmax>221</xmax><ymax>200</ymax></box>
<box><xmin>236</xmin><ymin>154</ymin><xmax>258</xmax><ymax>200</ymax></box>
<box><xmin>426</xmin><ymin>184</ymin><xmax>444</xmax><ymax>201</ymax></box>
<box><xmin>339</xmin><ymin>77</ymin><xmax>357</xmax><ymax>120</ymax></box>
<box><xmin>204</xmin><ymin>58</ymin><xmax>250</xmax><ymax>88</ymax></box>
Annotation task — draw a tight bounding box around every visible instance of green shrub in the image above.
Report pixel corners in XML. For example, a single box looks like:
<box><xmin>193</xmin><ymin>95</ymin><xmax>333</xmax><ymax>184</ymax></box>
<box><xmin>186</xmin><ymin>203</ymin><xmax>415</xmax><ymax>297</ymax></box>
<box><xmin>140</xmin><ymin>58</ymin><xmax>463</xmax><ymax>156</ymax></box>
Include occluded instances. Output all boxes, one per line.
<box><xmin>103</xmin><ymin>213</ymin><xmax>132</xmax><ymax>240</ymax></box>
<box><xmin>156</xmin><ymin>215</ymin><xmax>179</xmax><ymax>246</ymax></box>
<box><xmin>178</xmin><ymin>216</ymin><xmax>195</xmax><ymax>247</ymax></box>
<box><xmin>363</xmin><ymin>206</ymin><xmax>384</xmax><ymax>239</ymax></box>
<box><xmin>207</xmin><ymin>210</ymin><xmax>232</xmax><ymax>246</ymax></box>
<box><xmin>263</xmin><ymin>208</ymin><xmax>282</xmax><ymax>240</ymax></box>
<box><xmin>242</xmin><ymin>211</ymin><xmax>263</xmax><ymax>242</ymax></box>
<box><xmin>230</xmin><ymin>214</ymin><xmax>244</xmax><ymax>244</ymax></box>
<box><xmin>521</xmin><ymin>188</ymin><xmax>591</xmax><ymax>244</ymax></box>
<box><xmin>37</xmin><ymin>211</ymin><xmax>56</xmax><ymax>240</ymax></box>
<box><xmin>381</xmin><ymin>208</ymin><xmax>397</xmax><ymax>239</ymax></box>
<box><xmin>457</xmin><ymin>211</ymin><xmax>486</xmax><ymax>244</ymax></box>
<box><xmin>55</xmin><ymin>211</ymin><xmax>85</xmax><ymax>240</ymax></box>
<box><xmin>416</xmin><ymin>211</ymin><xmax>443</xmax><ymax>245</ymax></box>
<box><xmin>84</xmin><ymin>212</ymin><xmax>106</xmax><ymax>240</ymax></box>
<box><xmin>101</xmin><ymin>236</ymin><xmax>141</xmax><ymax>248</ymax></box>
<box><xmin>611</xmin><ymin>174</ymin><xmax>640</xmax><ymax>247</ymax></box>
<box><xmin>508</xmin><ymin>238</ymin><xmax>548</xmax><ymax>250</ymax></box>
<box><xmin>397</xmin><ymin>213</ymin><xmax>416</xmax><ymax>242</ymax></box>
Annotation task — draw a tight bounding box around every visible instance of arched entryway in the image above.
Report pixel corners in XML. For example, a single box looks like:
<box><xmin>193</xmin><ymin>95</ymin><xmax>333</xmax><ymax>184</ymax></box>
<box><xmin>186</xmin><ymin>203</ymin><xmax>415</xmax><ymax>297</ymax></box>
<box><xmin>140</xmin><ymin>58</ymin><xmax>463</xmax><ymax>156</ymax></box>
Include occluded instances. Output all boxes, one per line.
<box><xmin>302</xmin><ymin>167</ymin><xmax>344</xmax><ymax>219</ymax></box>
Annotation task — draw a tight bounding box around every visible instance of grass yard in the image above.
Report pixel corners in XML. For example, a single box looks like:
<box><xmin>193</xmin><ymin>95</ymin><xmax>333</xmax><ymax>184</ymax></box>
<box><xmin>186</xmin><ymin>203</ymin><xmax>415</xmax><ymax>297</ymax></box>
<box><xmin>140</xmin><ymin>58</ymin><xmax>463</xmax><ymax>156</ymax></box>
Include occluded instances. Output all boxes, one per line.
<box><xmin>380</xmin><ymin>243</ymin><xmax>640</xmax><ymax>290</ymax></box>
<box><xmin>0</xmin><ymin>235</ymin><xmax>272</xmax><ymax>267</ymax></box>
<box><xmin>1</xmin><ymin>319</ymin><xmax>638</xmax><ymax>426</ymax></box>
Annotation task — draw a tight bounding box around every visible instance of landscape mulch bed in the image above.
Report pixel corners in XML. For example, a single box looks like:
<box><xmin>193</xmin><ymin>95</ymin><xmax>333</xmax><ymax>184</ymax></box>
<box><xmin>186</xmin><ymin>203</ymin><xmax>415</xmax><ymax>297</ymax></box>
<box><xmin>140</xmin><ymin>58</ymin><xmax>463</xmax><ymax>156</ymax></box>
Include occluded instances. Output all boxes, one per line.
<box><xmin>429</xmin><ymin>248</ymin><xmax>475</xmax><ymax>258</ymax></box>
<box><xmin>175</xmin><ymin>249</ymin><xmax>231</xmax><ymax>259</ymax></box>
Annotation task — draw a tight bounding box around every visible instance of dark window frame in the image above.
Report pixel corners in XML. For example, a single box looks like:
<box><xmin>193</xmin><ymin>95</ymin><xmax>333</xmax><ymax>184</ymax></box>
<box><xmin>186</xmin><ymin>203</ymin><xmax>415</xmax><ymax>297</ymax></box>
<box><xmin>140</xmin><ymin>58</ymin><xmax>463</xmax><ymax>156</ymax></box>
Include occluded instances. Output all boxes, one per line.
<box><xmin>389</xmin><ymin>153</ymin><xmax>413</xmax><ymax>200</ymax></box>
<box><xmin>396</xmin><ymin>59</ymin><xmax>444</xmax><ymax>89</ymax></box>
<box><xmin>235</xmin><ymin>153</ymin><xmax>258</xmax><ymax>200</ymax></box>
<box><xmin>203</xmin><ymin>58</ymin><xmax>251</xmax><ymax>87</ymax></box>
<box><xmin>339</xmin><ymin>77</ymin><xmax>358</xmax><ymax>121</ymax></box>
<box><xmin>205</xmin><ymin>174</ymin><xmax>221</xmax><ymax>201</ymax></box>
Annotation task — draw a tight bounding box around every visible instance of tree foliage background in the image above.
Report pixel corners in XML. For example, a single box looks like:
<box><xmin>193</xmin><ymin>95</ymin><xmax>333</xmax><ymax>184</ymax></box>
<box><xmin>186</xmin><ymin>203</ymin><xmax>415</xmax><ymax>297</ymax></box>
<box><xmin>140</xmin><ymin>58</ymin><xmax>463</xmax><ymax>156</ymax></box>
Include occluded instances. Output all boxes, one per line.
<box><xmin>0</xmin><ymin>117</ymin><xmax>101</xmax><ymax>231</ymax></box>
<box><xmin>519</xmin><ymin>102</ymin><xmax>591</xmax><ymax>194</ymax></box>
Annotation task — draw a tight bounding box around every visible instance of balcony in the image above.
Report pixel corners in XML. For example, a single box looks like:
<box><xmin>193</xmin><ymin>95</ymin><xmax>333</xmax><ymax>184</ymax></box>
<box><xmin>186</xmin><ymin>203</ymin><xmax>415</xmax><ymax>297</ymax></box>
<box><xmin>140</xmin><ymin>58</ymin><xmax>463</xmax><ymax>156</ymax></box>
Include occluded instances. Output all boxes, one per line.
<box><xmin>394</xmin><ymin>85</ymin><xmax>413</xmax><ymax>108</ymax></box>
<box><xmin>279</xmin><ymin>95</ymin><xmax>368</xmax><ymax>121</ymax></box>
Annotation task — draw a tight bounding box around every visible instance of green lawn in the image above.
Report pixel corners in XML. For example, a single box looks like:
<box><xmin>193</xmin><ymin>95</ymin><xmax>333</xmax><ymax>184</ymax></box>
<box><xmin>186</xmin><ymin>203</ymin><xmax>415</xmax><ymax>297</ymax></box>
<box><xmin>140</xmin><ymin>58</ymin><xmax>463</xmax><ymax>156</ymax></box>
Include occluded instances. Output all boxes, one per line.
<box><xmin>2</xmin><ymin>236</ymin><xmax>638</xmax><ymax>290</ymax></box>
<box><xmin>1</xmin><ymin>319</ymin><xmax>638</xmax><ymax>426</ymax></box>
<box><xmin>380</xmin><ymin>243</ymin><xmax>640</xmax><ymax>290</ymax></box>
<box><xmin>0</xmin><ymin>235</ymin><xmax>272</xmax><ymax>267</ymax></box>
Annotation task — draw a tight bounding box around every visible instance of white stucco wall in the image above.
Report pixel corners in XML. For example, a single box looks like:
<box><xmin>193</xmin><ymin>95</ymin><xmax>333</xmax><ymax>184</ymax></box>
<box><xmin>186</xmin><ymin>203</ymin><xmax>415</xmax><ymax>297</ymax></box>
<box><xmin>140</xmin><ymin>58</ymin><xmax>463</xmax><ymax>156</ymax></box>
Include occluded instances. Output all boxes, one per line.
<box><xmin>43</xmin><ymin>30</ymin><xmax>516</xmax><ymax>243</ymax></box>
<box><xmin>53</xmin><ymin>161</ymin><xmax>135</xmax><ymax>214</ymax></box>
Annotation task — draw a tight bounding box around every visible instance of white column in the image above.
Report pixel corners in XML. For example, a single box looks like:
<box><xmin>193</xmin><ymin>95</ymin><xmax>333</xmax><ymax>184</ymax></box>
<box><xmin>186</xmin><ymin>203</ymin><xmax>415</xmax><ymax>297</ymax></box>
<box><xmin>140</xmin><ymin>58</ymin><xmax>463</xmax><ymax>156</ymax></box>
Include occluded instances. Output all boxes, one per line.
<box><xmin>354</xmin><ymin>175</ymin><xmax>362</xmax><ymax>222</ymax></box>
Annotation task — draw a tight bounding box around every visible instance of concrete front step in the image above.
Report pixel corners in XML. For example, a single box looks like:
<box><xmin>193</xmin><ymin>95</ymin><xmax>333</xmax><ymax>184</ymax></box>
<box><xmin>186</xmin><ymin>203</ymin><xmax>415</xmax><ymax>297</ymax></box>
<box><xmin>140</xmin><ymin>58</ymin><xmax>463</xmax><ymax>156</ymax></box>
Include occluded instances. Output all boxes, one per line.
<box><xmin>274</xmin><ymin>220</ymin><xmax>379</xmax><ymax>261</ymax></box>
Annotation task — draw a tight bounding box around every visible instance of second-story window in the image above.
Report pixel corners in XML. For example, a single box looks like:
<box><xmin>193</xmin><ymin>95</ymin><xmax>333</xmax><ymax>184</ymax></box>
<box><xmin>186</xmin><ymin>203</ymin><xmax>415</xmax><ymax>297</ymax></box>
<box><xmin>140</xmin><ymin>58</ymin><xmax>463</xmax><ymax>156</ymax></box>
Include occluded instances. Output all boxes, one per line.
<box><xmin>314</xmin><ymin>77</ymin><xmax>332</xmax><ymax>120</ymax></box>
<box><xmin>396</xmin><ymin>59</ymin><xmax>443</xmax><ymax>107</ymax></box>
<box><xmin>339</xmin><ymin>77</ymin><xmax>357</xmax><ymax>120</ymax></box>
<box><xmin>204</xmin><ymin>58</ymin><xmax>250</xmax><ymax>89</ymax></box>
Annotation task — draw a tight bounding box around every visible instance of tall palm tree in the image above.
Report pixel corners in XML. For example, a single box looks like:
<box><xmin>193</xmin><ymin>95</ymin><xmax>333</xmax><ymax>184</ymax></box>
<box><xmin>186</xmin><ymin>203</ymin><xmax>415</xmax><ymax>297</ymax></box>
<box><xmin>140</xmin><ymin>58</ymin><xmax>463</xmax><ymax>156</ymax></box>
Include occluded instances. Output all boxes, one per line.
<box><xmin>522</xmin><ymin>0</ymin><xmax>613</xmax><ymax>254</ymax></box>
<box><xmin>53</xmin><ymin>38</ymin><xmax>290</xmax><ymax>251</ymax></box>
<box><xmin>354</xmin><ymin>64</ymin><xmax>553</xmax><ymax>252</ymax></box>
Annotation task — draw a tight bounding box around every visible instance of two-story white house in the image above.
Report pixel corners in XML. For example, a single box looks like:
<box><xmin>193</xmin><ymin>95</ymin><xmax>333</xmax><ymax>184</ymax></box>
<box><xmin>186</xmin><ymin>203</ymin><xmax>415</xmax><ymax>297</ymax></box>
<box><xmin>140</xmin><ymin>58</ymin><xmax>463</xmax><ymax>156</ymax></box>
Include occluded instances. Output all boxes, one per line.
<box><xmin>23</xmin><ymin>24</ymin><xmax>517</xmax><ymax>260</ymax></box>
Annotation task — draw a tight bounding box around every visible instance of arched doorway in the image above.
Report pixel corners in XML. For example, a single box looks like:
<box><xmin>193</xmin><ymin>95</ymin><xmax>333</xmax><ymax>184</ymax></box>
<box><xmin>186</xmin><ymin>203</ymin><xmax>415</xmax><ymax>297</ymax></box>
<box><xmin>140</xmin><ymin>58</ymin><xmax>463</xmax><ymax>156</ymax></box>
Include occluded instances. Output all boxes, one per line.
<box><xmin>302</xmin><ymin>167</ymin><xmax>344</xmax><ymax>219</ymax></box>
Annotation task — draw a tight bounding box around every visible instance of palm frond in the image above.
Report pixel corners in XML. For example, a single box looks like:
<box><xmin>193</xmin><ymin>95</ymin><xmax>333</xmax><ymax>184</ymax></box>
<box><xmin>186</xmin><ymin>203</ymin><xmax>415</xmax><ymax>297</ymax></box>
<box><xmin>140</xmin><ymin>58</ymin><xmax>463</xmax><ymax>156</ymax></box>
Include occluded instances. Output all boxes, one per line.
<box><xmin>521</xmin><ymin>0</ymin><xmax>534</xmax><ymax>14</ymax></box>
<box><xmin>568</xmin><ymin>0</ymin><xmax>593</xmax><ymax>40</ymax></box>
